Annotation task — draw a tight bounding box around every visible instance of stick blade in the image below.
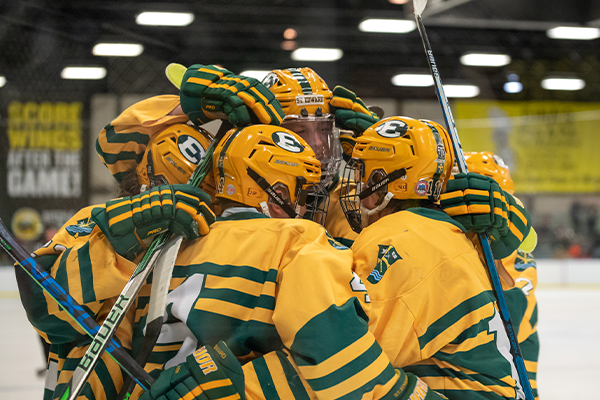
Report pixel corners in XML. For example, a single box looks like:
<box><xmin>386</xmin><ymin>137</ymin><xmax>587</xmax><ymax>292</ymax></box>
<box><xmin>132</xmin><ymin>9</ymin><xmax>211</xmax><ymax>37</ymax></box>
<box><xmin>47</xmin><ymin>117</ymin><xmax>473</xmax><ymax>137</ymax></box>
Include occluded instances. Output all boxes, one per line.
<box><xmin>165</xmin><ymin>63</ymin><xmax>187</xmax><ymax>90</ymax></box>
<box><xmin>413</xmin><ymin>0</ymin><xmax>428</xmax><ymax>16</ymax></box>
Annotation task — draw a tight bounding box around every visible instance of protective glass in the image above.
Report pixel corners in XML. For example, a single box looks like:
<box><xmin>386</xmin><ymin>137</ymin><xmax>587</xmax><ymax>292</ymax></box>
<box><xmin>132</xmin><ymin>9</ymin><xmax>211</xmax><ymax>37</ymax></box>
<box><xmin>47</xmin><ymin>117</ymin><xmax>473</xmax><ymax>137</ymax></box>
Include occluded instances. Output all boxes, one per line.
<box><xmin>281</xmin><ymin>116</ymin><xmax>342</xmax><ymax>188</ymax></box>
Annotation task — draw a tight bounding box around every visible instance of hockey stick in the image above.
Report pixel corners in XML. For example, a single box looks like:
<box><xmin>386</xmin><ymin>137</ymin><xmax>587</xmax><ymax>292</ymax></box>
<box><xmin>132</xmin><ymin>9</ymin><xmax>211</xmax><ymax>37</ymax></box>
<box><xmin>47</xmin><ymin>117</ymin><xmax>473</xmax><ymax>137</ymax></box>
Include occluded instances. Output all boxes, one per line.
<box><xmin>0</xmin><ymin>220</ymin><xmax>154</xmax><ymax>391</ymax></box>
<box><xmin>115</xmin><ymin>120</ymin><xmax>234</xmax><ymax>400</ymax></box>
<box><xmin>412</xmin><ymin>1</ymin><xmax>533</xmax><ymax>399</ymax></box>
<box><xmin>57</xmin><ymin>120</ymin><xmax>232</xmax><ymax>400</ymax></box>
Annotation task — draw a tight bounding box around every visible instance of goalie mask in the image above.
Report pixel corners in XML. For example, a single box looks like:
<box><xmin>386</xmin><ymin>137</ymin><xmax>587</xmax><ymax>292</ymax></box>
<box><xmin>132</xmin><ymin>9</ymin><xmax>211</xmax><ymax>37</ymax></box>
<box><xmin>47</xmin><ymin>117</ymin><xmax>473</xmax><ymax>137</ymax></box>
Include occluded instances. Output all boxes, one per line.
<box><xmin>136</xmin><ymin>123</ymin><xmax>215</xmax><ymax>195</ymax></box>
<box><xmin>213</xmin><ymin>124</ymin><xmax>329</xmax><ymax>221</ymax></box>
<box><xmin>262</xmin><ymin>67</ymin><xmax>342</xmax><ymax>189</ymax></box>
<box><xmin>340</xmin><ymin>116</ymin><xmax>454</xmax><ymax>233</ymax></box>
<box><xmin>464</xmin><ymin>151</ymin><xmax>515</xmax><ymax>194</ymax></box>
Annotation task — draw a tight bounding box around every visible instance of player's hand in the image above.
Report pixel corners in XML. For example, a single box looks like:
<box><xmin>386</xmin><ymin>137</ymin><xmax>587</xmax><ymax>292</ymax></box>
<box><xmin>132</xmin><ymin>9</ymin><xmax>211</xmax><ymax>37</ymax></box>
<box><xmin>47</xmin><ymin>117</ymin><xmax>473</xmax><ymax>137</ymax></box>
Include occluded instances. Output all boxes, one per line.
<box><xmin>393</xmin><ymin>369</ymin><xmax>448</xmax><ymax>400</ymax></box>
<box><xmin>180</xmin><ymin>64</ymin><xmax>284</xmax><ymax>127</ymax></box>
<box><xmin>329</xmin><ymin>86</ymin><xmax>380</xmax><ymax>135</ymax></box>
<box><xmin>92</xmin><ymin>184</ymin><xmax>215</xmax><ymax>260</ymax></box>
<box><xmin>139</xmin><ymin>341</ymin><xmax>245</xmax><ymax>400</ymax></box>
<box><xmin>440</xmin><ymin>172</ymin><xmax>531</xmax><ymax>259</ymax></box>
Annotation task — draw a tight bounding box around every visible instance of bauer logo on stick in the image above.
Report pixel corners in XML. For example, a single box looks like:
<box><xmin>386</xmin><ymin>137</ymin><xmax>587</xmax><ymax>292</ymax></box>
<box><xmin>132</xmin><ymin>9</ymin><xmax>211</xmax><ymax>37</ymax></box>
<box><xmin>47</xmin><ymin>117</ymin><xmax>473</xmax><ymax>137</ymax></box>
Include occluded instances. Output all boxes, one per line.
<box><xmin>375</xmin><ymin>120</ymin><xmax>409</xmax><ymax>138</ymax></box>
<box><xmin>272</xmin><ymin>131</ymin><xmax>304</xmax><ymax>153</ymax></box>
<box><xmin>177</xmin><ymin>135</ymin><xmax>205</xmax><ymax>164</ymax></box>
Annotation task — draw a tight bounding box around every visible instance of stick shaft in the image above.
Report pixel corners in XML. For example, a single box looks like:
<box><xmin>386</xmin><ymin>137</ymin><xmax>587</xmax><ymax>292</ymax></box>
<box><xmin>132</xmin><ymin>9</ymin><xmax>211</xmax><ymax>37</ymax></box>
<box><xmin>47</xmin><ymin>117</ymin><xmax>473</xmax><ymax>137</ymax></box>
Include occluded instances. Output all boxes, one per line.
<box><xmin>0</xmin><ymin>221</ymin><xmax>154</xmax><ymax>391</ymax></box>
<box><xmin>415</xmin><ymin>13</ymin><xmax>534</xmax><ymax>400</ymax></box>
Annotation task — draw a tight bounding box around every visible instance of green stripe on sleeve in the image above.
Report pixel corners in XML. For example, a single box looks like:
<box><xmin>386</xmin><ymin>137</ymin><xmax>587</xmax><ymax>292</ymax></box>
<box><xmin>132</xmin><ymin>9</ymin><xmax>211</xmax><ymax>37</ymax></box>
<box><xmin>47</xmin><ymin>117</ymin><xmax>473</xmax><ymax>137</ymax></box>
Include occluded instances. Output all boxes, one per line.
<box><xmin>103</xmin><ymin>125</ymin><xmax>151</xmax><ymax>144</ymax></box>
<box><xmin>54</xmin><ymin>247</ymin><xmax>72</xmax><ymax>294</ymax></box>
<box><xmin>418</xmin><ymin>291</ymin><xmax>494</xmax><ymax>349</ymax></box>
<box><xmin>275</xmin><ymin>352</ymin><xmax>312</xmax><ymax>400</ymax></box>
<box><xmin>77</xmin><ymin>242</ymin><xmax>96</xmax><ymax>303</ymax></box>
<box><xmin>252</xmin><ymin>356</ymin><xmax>281</xmax><ymax>400</ymax></box>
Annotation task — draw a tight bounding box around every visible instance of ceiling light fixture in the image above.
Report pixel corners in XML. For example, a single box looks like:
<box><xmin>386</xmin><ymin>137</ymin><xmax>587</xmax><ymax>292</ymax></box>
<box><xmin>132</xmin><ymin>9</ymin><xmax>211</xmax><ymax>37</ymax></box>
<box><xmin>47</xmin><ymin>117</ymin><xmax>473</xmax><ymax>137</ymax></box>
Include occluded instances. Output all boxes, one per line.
<box><xmin>0</xmin><ymin>76</ymin><xmax>5</xmax><ymax>87</ymax></box>
<box><xmin>281</xmin><ymin>40</ymin><xmax>297</xmax><ymax>51</ymax></box>
<box><xmin>444</xmin><ymin>84</ymin><xmax>480</xmax><ymax>98</ymax></box>
<box><xmin>391</xmin><ymin>73</ymin><xmax>434</xmax><ymax>87</ymax></box>
<box><xmin>283</xmin><ymin>28</ymin><xmax>297</xmax><ymax>40</ymax></box>
<box><xmin>136</xmin><ymin>12</ymin><xmax>194</xmax><ymax>26</ymax></box>
<box><xmin>61</xmin><ymin>67</ymin><xmax>107</xmax><ymax>80</ymax></box>
<box><xmin>460</xmin><ymin>53</ymin><xmax>511</xmax><ymax>67</ymax></box>
<box><xmin>93</xmin><ymin>43</ymin><xmax>144</xmax><ymax>57</ymax></box>
<box><xmin>546</xmin><ymin>26</ymin><xmax>600</xmax><ymax>40</ymax></box>
<box><xmin>291</xmin><ymin>47</ymin><xmax>343</xmax><ymax>61</ymax></box>
<box><xmin>504</xmin><ymin>81</ymin><xmax>523</xmax><ymax>93</ymax></box>
<box><xmin>541</xmin><ymin>77</ymin><xmax>585</xmax><ymax>91</ymax></box>
<box><xmin>240</xmin><ymin>70</ymin><xmax>270</xmax><ymax>81</ymax></box>
<box><xmin>358</xmin><ymin>18</ymin><xmax>416</xmax><ymax>33</ymax></box>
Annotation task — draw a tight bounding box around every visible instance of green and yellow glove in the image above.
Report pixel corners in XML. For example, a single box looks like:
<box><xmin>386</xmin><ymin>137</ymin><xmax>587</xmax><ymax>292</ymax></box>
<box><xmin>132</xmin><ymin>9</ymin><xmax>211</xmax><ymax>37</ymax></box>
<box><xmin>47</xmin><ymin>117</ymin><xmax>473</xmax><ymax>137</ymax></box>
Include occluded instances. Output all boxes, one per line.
<box><xmin>139</xmin><ymin>341</ymin><xmax>245</xmax><ymax>400</ymax></box>
<box><xmin>393</xmin><ymin>369</ymin><xmax>448</xmax><ymax>400</ymax></box>
<box><xmin>180</xmin><ymin>64</ymin><xmax>284</xmax><ymax>127</ymax></box>
<box><xmin>329</xmin><ymin>86</ymin><xmax>380</xmax><ymax>135</ymax></box>
<box><xmin>92</xmin><ymin>184</ymin><xmax>215</xmax><ymax>260</ymax></box>
<box><xmin>440</xmin><ymin>172</ymin><xmax>531</xmax><ymax>259</ymax></box>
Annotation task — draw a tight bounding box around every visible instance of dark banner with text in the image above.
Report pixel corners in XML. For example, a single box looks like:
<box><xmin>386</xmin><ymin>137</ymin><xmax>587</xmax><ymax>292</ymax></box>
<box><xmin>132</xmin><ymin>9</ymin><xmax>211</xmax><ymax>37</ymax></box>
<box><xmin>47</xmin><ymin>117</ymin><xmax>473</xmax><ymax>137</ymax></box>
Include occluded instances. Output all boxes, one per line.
<box><xmin>0</xmin><ymin>100</ymin><xmax>89</xmax><ymax>253</ymax></box>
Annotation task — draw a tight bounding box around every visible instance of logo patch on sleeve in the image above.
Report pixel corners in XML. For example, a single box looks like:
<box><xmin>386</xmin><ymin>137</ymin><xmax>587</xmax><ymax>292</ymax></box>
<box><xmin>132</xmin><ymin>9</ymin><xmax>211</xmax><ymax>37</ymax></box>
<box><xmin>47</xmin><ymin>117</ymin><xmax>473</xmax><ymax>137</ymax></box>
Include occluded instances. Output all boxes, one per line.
<box><xmin>368</xmin><ymin>244</ymin><xmax>401</xmax><ymax>284</ymax></box>
<box><xmin>65</xmin><ymin>217</ymin><xmax>96</xmax><ymax>238</ymax></box>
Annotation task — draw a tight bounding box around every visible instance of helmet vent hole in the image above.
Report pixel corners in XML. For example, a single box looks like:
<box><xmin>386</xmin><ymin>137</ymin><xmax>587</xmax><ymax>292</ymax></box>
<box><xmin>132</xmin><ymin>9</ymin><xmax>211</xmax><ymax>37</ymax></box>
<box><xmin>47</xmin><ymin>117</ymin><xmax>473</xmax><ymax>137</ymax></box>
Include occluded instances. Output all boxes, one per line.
<box><xmin>258</xmin><ymin>140</ymin><xmax>275</xmax><ymax>146</ymax></box>
<box><xmin>248</xmin><ymin>149</ymin><xmax>257</xmax><ymax>159</ymax></box>
<box><xmin>410</xmin><ymin>145</ymin><xmax>415</xmax><ymax>155</ymax></box>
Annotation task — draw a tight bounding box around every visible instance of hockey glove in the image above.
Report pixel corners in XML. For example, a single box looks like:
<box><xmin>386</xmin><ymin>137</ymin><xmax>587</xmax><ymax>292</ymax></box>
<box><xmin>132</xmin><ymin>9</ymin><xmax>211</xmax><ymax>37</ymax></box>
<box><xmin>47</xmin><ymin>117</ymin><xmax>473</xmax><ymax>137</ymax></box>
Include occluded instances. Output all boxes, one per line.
<box><xmin>92</xmin><ymin>184</ymin><xmax>215</xmax><ymax>260</ymax></box>
<box><xmin>339</xmin><ymin>132</ymin><xmax>357</xmax><ymax>163</ymax></box>
<box><xmin>139</xmin><ymin>341</ymin><xmax>245</xmax><ymax>400</ymax></box>
<box><xmin>329</xmin><ymin>86</ymin><xmax>380</xmax><ymax>135</ymax></box>
<box><xmin>180</xmin><ymin>64</ymin><xmax>284</xmax><ymax>127</ymax></box>
<box><xmin>393</xmin><ymin>369</ymin><xmax>448</xmax><ymax>400</ymax></box>
<box><xmin>440</xmin><ymin>173</ymin><xmax>531</xmax><ymax>259</ymax></box>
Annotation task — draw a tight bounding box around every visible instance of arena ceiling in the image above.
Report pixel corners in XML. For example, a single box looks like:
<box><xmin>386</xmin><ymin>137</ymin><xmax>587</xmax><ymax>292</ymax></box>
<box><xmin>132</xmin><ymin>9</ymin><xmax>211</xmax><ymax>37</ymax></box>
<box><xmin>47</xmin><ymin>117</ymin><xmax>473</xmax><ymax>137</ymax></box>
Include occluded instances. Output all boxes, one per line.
<box><xmin>1</xmin><ymin>0</ymin><xmax>600</xmax><ymax>103</ymax></box>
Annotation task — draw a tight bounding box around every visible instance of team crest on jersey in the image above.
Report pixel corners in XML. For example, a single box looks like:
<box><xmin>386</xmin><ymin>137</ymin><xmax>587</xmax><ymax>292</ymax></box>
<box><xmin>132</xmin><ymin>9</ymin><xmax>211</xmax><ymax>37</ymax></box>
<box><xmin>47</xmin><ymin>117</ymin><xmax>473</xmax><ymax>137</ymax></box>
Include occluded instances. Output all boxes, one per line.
<box><xmin>375</xmin><ymin>120</ymin><xmax>409</xmax><ymax>138</ymax></box>
<box><xmin>272</xmin><ymin>131</ymin><xmax>304</xmax><ymax>153</ymax></box>
<box><xmin>514</xmin><ymin>249</ymin><xmax>537</xmax><ymax>271</ymax></box>
<box><xmin>326</xmin><ymin>232</ymin><xmax>349</xmax><ymax>250</ymax></box>
<box><xmin>368</xmin><ymin>244</ymin><xmax>401</xmax><ymax>284</ymax></box>
<box><xmin>66</xmin><ymin>217</ymin><xmax>96</xmax><ymax>238</ymax></box>
<box><xmin>177</xmin><ymin>135</ymin><xmax>205</xmax><ymax>164</ymax></box>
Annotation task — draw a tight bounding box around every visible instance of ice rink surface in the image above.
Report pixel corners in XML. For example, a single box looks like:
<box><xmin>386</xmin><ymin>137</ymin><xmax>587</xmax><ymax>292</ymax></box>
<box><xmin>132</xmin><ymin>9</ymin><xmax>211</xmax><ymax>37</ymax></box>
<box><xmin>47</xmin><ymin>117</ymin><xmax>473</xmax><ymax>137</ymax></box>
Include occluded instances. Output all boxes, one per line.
<box><xmin>1</xmin><ymin>274</ymin><xmax>598</xmax><ymax>399</ymax></box>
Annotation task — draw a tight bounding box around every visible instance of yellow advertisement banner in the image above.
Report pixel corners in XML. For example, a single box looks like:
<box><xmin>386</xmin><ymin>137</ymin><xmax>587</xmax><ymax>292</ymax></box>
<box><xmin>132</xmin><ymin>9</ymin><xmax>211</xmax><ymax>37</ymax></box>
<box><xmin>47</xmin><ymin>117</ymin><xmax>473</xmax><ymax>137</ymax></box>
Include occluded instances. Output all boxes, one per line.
<box><xmin>454</xmin><ymin>101</ymin><xmax>600</xmax><ymax>193</ymax></box>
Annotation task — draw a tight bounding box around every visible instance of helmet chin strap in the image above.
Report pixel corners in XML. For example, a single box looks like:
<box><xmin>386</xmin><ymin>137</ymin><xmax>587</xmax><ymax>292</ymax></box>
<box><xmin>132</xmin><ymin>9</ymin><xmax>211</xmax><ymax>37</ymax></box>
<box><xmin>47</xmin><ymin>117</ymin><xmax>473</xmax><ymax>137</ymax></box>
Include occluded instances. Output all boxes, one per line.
<box><xmin>360</xmin><ymin>190</ymin><xmax>394</xmax><ymax>229</ymax></box>
<box><xmin>259</xmin><ymin>201</ymin><xmax>271</xmax><ymax>217</ymax></box>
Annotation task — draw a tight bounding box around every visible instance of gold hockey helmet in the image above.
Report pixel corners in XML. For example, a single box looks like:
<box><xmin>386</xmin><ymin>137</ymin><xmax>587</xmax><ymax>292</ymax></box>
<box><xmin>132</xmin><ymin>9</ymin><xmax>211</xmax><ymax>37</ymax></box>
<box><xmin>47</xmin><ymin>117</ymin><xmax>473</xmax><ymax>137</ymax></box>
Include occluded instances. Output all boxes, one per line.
<box><xmin>213</xmin><ymin>124</ymin><xmax>328</xmax><ymax>219</ymax></box>
<box><xmin>340</xmin><ymin>116</ymin><xmax>454</xmax><ymax>232</ymax></box>
<box><xmin>464</xmin><ymin>151</ymin><xmax>515</xmax><ymax>194</ymax></box>
<box><xmin>262</xmin><ymin>67</ymin><xmax>341</xmax><ymax>188</ymax></box>
<box><xmin>136</xmin><ymin>123</ymin><xmax>215</xmax><ymax>194</ymax></box>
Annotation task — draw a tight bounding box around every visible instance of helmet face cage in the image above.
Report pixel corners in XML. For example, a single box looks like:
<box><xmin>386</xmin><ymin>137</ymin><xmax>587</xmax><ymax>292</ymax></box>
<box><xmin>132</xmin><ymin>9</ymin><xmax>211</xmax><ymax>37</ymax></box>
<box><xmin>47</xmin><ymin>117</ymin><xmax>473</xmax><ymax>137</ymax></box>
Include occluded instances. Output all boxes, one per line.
<box><xmin>339</xmin><ymin>158</ymin><xmax>366</xmax><ymax>233</ymax></box>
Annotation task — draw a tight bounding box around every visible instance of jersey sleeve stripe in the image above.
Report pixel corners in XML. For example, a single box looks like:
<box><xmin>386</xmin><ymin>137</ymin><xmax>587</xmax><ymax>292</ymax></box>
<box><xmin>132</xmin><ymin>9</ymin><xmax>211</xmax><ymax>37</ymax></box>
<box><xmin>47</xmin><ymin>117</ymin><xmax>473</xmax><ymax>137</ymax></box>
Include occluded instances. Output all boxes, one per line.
<box><xmin>248</xmin><ymin>356</ymin><xmax>280</xmax><ymax>400</ymax></box>
<box><xmin>418</xmin><ymin>291</ymin><xmax>495</xmax><ymax>349</ymax></box>
<box><xmin>204</xmin><ymin>275</ymin><xmax>275</xmax><ymax>298</ymax></box>
<box><xmin>77</xmin><ymin>242</ymin><xmax>97</xmax><ymax>303</ymax></box>
<box><xmin>296</xmin><ymin>330</ymin><xmax>376</xmax><ymax>379</ymax></box>
<box><xmin>194</xmin><ymin>298</ymin><xmax>274</xmax><ymax>325</ymax></box>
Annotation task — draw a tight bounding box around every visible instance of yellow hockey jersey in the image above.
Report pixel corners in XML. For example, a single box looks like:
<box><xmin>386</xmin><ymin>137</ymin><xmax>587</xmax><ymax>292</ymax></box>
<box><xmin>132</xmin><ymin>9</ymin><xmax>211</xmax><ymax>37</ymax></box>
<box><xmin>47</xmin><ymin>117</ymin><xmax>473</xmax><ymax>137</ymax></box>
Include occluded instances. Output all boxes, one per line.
<box><xmin>352</xmin><ymin>207</ymin><xmax>524</xmax><ymax>400</ymax></box>
<box><xmin>28</xmin><ymin>208</ymin><xmax>404</xmax><ymax>400</ymax></box>
<box><xmin>96</xmin><ymin>95</ymin><xmax>189</xmax><ymax>183</ymax></box>
<box><xmin>501</xmin><ymin>250</ymin><xmax>539</xmax><ymax>399</ymax></box>
<box><xmin>25</xmin><ymin>204</ymin><xmax>140</xmax><ymax>400</ymax></box>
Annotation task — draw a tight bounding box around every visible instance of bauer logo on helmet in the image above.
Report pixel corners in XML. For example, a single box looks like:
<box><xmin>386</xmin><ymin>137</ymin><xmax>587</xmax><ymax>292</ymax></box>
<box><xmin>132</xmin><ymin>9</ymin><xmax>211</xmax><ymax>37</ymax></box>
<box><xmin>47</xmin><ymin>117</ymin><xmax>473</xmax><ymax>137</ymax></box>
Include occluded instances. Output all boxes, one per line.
<box><xmin>272</xmin><ymin>131</ymin><xmax>304</xmax><ymax>153</ymax></box>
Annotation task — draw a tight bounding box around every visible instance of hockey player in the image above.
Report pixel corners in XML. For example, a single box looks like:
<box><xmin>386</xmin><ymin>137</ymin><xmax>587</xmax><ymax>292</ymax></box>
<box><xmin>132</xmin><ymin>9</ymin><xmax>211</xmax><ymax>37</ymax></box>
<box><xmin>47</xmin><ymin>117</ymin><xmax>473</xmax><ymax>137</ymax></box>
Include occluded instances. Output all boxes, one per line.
<box><xmin>337</xmin><ymin>116</ymin><xmax>532</xmax><ymax>399</ymax></box>
<box><xmin>443</xmin><ymin>151</ymin><xmax>540</xmax><ymax>399</ymax></box>
<box><xmin>261</xmin><ymin>67</ymin><xmax>380</xmax><ymax>245</ymax></box>
<box><xmin>120</xmin><ymin>123</ymin><xmax>445</xmax><ymax>400</ymax></box>
<box><xmin>22</xmin><ymin>124</ymin><xmax>217</xmax><ymax>400</ymax></box>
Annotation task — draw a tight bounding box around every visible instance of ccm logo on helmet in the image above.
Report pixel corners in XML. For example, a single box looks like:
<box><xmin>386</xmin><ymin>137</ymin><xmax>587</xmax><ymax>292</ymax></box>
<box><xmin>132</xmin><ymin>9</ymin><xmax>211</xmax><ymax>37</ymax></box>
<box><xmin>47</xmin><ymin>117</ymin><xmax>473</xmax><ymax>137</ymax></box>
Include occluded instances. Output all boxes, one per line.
<box><xmin>272</xmin><ymin>132</ymin><xmax>304</xmax><ymax>153</ymax></box>
<box><xmin>376</xmin><ymin>120</ymin><xmax>409</xmax><ymax>138</ymax></box>
<box><xmin>177</xmin><ymin>135</ymin><xmax>206</xmax><ymax>164</ymax></box>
